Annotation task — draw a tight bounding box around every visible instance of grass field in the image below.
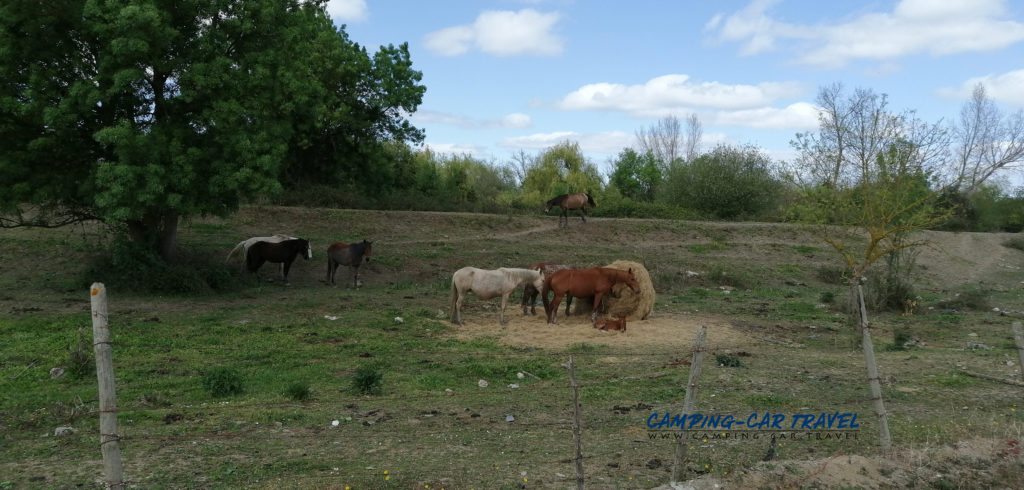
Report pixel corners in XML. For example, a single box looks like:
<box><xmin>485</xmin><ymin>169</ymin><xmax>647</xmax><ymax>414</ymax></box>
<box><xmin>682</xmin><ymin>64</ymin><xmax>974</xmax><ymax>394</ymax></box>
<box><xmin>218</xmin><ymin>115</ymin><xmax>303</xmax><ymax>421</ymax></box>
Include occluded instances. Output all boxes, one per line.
<box><xmin>1</xmin><ymin>206</ymin><xmax>1022</xmax><ymax>489</ymax></box>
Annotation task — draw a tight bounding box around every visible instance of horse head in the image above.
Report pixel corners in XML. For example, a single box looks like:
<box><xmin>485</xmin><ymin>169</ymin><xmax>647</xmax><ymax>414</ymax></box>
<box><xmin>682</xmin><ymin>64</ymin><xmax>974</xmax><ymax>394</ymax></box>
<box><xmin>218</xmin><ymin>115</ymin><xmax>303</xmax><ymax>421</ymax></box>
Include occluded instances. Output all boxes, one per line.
<box><xmin>530</xmin><ymin>270</ymin><xmax>545</xmax><ymax>290</ymax></box>
<box><xmin>622</xmin><ymin>268</ymin><xmax>641</xmax><ymax>294</ymax></box>
<box><xmin>302</xmin><ymin>239</ymin><xmax>313</xmax><ymax>260</ymax></box>
<box><xmin>361</xmin><ymin>240</ymin><xmax>373</xmax><ymax>263</ymax></box>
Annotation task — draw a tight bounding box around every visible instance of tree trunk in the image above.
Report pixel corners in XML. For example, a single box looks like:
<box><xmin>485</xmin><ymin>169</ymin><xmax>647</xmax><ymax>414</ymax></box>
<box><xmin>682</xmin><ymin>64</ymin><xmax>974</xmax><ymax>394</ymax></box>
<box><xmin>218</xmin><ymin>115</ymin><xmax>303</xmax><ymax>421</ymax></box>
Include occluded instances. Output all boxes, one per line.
<box><xmin>126</xmin><ymin>211</ymin><xmax>179</xmax><ymax>263</ymax></box>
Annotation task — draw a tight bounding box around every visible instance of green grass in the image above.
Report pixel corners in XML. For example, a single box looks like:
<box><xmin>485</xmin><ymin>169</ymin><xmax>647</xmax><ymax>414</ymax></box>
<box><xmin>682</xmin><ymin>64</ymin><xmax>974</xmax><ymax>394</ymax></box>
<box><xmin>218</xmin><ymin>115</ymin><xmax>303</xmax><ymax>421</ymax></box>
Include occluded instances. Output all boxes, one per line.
<box><xmin>1</xmin><ymin>208</ymin><xmax>1022</xmax><ymax>488</ymax></box>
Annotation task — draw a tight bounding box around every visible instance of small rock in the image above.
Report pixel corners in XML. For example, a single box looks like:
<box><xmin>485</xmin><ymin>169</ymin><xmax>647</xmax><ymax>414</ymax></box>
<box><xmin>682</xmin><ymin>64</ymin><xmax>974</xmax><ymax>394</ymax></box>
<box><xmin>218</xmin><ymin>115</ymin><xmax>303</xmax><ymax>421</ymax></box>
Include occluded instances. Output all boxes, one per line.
<box><xmin>50</xmin><ymin>367</ymin><xmax>65</xmax><ymax>380</ymax></box>
<box><xmin>517</xmin><ymin>372</ymin><xmax>525</xmax><ymax>379</ymax></box>
<box><xmin>394</xmin><ymin>316</ymin><xmax>404</xmax><ymax>323</ymax></box>
<box><xmin>968</xmin><ymin>332</ymin><xmax>978</xmax><ymax>337</ymax></box>
<box><xmin>477</xmin><ymin>379</ymin><xmax>489</xmax><ymax>388</ymax></box>
<box><xmin>331</xmin><ymin>420</ymin><xmax>339</xmax><ymax>427</ymax></box>
<box><xmin>505</xmin><ymin>414</ymin><xmax>515</xmax><ymax>422</ymax></box>
<box><xmin>54</xmin><ymin>426</ymin><xmax>76</xmax><ymax>437</ymax></box>
<box><xmin>508</xmin><ymin>384</ymin><xmax>520</xmax><ymax>389</ymax></box>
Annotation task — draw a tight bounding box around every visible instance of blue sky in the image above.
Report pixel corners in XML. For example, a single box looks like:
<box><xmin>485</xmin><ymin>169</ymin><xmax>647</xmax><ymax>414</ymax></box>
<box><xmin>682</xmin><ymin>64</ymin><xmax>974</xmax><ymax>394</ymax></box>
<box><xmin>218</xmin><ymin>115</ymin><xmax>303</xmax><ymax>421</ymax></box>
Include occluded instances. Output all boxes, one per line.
<box><xmin>328</xmin><ymin>0</ymin><xmax>1024</xmax><ymax>176</ymax></box>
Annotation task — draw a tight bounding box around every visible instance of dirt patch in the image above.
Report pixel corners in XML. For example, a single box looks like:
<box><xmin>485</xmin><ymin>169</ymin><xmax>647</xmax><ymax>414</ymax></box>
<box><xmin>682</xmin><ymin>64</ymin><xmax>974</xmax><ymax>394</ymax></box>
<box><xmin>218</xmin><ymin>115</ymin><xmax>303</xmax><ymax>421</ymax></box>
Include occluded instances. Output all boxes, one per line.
<box><xmin>447</xmin><ymin>309</ymin><xmax>751</xmax><ymax>351</ymax></box>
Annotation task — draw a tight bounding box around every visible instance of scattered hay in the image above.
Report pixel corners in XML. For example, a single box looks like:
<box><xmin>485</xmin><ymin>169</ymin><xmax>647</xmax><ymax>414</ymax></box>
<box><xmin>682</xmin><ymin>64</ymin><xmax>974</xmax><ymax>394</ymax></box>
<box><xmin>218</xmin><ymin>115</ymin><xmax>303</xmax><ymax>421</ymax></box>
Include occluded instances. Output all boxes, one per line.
<box><xmin>574</xmin><ymin>260</ymin><xmax>655</xmax><ymax>320</ymax></box>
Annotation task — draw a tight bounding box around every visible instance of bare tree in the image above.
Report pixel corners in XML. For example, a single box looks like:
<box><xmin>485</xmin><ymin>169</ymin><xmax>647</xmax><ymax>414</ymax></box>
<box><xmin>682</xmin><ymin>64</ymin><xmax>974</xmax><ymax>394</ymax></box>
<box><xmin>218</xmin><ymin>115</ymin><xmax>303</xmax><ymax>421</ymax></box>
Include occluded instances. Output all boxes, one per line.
<box><xmin>508</xmin><ymin>149</ymin><xmax>535</xmax><ymax>187</ymax></box>
<box><xmin>952</xmin><ymin>83</ymin><xmax>1024</xmax><ymax>193</ymax></box>
<box><xmin>683</xmin><ymin>113</ymin><xmax>703</xmax><ymax>163</ymax></box>
<box><xmin>636</xmin><ymin>115</ymin><xmax>681</xmax><ymax>169</ymax></box>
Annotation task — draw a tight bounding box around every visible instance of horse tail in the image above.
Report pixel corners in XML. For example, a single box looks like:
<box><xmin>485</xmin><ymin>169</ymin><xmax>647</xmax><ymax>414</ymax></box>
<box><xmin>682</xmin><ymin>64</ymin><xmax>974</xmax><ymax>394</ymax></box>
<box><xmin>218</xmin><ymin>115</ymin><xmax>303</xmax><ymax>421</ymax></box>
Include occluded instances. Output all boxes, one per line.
<box><xmin>586</xmin><ymin>193</ymin><xmax>596</xmax><ymax>207</ymax></box>
<box><xmin>449</xmin><ymin>278</ymin><xmax>460</xmax><ymax>322</ymax></box>
<box><xmin>226</xmin><ymin>241</ymin><xmax>245</xmax><ymax>263</ymax></box>
<box><xmin>540</xmin><ymin>274</ymin><xmax>552</xmax><ymax>313</ymax></box>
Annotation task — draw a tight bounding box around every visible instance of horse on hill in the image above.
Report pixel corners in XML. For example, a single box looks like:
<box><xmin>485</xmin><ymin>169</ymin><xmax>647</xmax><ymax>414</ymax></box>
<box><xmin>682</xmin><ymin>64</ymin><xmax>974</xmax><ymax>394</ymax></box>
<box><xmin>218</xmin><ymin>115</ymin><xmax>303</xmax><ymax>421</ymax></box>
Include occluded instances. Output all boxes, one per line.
<box><xmin>326</xmin><ymin>240</ymin><xmax>373</xmax><ymax>288</ymax></box>
<box><xmin>541</xmin><ymin>267</ymin><xmax>640</xmax><ymax>324</ymax></box>
<box><xmin>450</xmin><ymin>267</ymin><xmax>545</xmax><ymax>326</ymax></box>
<box><xmin>246</xmin><ymin>238</ymin><xmax>312</xmax><ymax>285</ymax></box>
<box><xmin>545</xmin><ymin>193</ymin><xmax>596</xmax><ymax>227</ymax></box>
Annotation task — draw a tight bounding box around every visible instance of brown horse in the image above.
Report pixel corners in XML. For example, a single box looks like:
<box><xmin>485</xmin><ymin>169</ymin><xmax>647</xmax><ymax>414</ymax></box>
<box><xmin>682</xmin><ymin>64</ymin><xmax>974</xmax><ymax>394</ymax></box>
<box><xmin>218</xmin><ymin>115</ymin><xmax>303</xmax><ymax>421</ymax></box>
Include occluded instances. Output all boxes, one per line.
<box><xmin>246</xmin><ymin>238</ymin><xmax>312</xmax><ymax>285</ymax></box>
<box><xmin>542</xmin><ymin>267</ymin><xmax>640</xmax><ymax>323</ymax></box>
<box><xmin>521</xmin><ymin>262</ymin><xmax>575</xmax><ymax>315</ymax></box>
<box><xmin>545</xmin><ymin>193</ymin><xmax>596</xmax><ymax>227</ymax></box>
<box><xmin>594</xmin><ymin>315</ymin><xmax>627</xmax><ymax>332</ymax></box>
<box><xmin>326</xmin><ymin>240</ymin><xmax>373</xmax><ymax>288</ymax></box>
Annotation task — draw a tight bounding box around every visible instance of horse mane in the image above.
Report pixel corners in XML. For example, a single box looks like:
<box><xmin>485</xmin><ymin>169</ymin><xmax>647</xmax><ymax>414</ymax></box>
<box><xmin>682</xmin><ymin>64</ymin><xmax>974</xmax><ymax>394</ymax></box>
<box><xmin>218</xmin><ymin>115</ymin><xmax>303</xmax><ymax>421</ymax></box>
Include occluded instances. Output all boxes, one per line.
<box><xmin>585</xmin><ymin>193</ymin><xmax>596</xmax><ymax>207</ymax></box>
<box><xmin>499</xmin><ymin>267</ymin><xmax>540</xmax><ymax>282</ymax></box>
<box><xmin>546</xmin><ymin>194</ymin><xmax>568</xmax><ymax>206</ymax></box>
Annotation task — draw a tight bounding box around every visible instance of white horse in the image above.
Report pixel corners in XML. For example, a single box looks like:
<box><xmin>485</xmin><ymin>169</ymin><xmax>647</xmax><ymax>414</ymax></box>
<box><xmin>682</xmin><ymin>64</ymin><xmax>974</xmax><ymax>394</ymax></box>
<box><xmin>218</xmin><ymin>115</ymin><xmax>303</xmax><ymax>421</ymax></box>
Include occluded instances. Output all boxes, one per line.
<box><xmin>450</xmin><ymin>267</ymin><xmax>545</xmax><ymax>326</ymax></box>
<box><xmin>226</xmin><ymin>235</ymin><xmax>300</xmax><ymax>271</ymax></box>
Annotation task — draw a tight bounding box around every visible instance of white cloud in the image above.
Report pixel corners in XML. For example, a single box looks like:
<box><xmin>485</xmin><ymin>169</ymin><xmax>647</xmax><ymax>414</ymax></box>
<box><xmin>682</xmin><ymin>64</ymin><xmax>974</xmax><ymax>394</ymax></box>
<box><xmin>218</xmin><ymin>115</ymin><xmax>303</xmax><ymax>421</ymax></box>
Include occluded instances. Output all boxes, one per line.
<box><xmin>424</xmin><ymin>9</ymin><xmax>563</xmax><ymax>57</ymax></box>
<box><xmin>937</xmin><ymin>70</ymin><xmax>1024</xmax><ymax>107</ymax></box>
<box><xmin>707</xmin><ymin>0</ymin><xmax>1024</xmax><ymax>68</ymax></box>
<box><xmin>424</xmin><ymin>142</ymin><xmax>487</xmax><ymax>157</ymax></box>
<box><xmin>326</xmin><ymin>0</ymin><xmax>368</xmax><ymax>22</ymax></box>
<box><xmin>413</xmin><ymin>110</ymin><xmax>533</xmax><ymax>129</ymax></box>
<box><xmin>712</xmin><ymin>102</ymin><xmax>821</xmax><ymax>130</ymax></box>
<box><xmin>558</xmin><ymin>74</ymin><xmax>804</xmax><ymax>114</ymax></box>
<box><xmin>500</xmin><ymin>130</ymin><xmax>632</xmax><ymax>155</ymax></box>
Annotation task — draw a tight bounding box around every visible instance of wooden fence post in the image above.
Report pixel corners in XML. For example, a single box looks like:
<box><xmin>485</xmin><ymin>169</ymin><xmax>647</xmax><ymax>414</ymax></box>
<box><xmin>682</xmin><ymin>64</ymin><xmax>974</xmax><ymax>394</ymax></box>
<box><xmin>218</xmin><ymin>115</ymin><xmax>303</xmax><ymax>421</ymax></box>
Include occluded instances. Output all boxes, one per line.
<box><xmin>670</xmin><ymin>325</ymin><xmax>707</xmax><ymax>483</ymax></box>
<box><xmin>857</xmin><ymin>285</ymin><xmax>892</xmax><ymax>454</ymax></box>
<box><xmin>567</xmin><ymin>355</ymin><xmax>585</xmax><ymax>490</ymax></box>
<box><xmin>91</xmin><ymin>283</ymin><xmax>124</xmax><ymax>489</ymax></box>
<box><xmin>1012</xmin><ymin>322</ymin><xmax>1024</xmax><ymax>381</ymax></box>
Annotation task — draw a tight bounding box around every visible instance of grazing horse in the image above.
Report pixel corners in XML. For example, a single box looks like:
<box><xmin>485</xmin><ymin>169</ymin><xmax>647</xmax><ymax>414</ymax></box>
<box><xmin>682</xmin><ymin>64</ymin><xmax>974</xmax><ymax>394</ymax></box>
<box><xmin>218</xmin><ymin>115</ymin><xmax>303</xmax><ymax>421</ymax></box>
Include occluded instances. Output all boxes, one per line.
<box><xmin>545</xmin><ymin>193</ymin><xmax>596</xmax><ymax>227</ymax></box>
<box><xmin>246</xmin><ymin>238</ymin><xmax>312</xmax><ymax>285</ymax></box>
<box><xmin>521</xmin><ymin>262</ymin><xmax>575</xmax><ymax>315</ymax></box>
<box><xmin>542</xmin><ymin>267</ymin><xmax>640</xmax><ymax>324</ymax></box>
<box><xmin>450</xmin><ymin>267</ymin><xmax>545</xmax><ymax>326</ymax></box>
<box><xmin>326</xmin><ymin>240</ymin><xmax>373</xmax><ymax>288</ymax></box>
<box><xmin>226</xmin><ymin>234</ymin><xmax>297</xmax><ymax>271</ymax></box>
<box><xmin>594</xmin><ymin>315</ymin><xmax>627</xmax><ymax>332</ymax></box>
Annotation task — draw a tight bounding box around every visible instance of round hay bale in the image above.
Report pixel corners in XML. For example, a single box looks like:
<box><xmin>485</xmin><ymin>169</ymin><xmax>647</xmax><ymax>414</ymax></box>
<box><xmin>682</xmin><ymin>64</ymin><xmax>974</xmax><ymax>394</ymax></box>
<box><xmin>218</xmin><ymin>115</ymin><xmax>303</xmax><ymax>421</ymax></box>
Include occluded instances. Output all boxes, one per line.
<box><xmin>572</xmin><ymin>260</ymin><xmax>655</xmax><ymax>320</ymax></box>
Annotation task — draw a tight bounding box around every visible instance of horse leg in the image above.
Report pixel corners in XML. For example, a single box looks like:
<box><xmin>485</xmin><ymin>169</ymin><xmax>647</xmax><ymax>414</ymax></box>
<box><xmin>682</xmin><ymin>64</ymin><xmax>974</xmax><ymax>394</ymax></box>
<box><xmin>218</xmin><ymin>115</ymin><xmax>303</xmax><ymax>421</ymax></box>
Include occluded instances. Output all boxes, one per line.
<box><xmin>326</xmin><ymin>259</ymin><xmax>336</xmax><ymax>285</ymax></box>
<box><xmin>591</xmin><ymin>292</ymin><xmax>606</xmax><ymax>322</ymax></box>
<box><xmin>352</xmin><ymin>265</ymin><xmax>360</xmax><ymax>288</ymax></box>
<box><xmin>283</xmin><ymin>258</ymin><xmax>295</xmax><ymax>285</ymax></box>
<box><xmin>500</xmin><ymin>292</ymin><xmax>510</xmax><ymax>325</ymax></box>
<box><xmin>579</xmin><ymin>207</ymin><xmax>587</xmax><ymax>223</ymax></box>
<box><xmin>548</xmin><ymin>292</ymin><xmax>564</xmax><ymax>324</ymax></box>
<box><xmin>564</xmin><ymin>295</ymin><xmax>574</xmax><ymax>318</ymax></box>
<box><xmin>454</xmin><ymin>291</ymin><xmax>466</xmax><ymax>326</ymax></box>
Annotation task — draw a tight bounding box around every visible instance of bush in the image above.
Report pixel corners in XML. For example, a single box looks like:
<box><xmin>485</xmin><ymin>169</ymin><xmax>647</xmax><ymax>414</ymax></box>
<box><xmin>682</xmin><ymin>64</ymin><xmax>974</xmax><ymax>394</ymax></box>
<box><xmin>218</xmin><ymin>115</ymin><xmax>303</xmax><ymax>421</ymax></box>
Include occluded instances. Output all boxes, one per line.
<box><xmin>285</xmin><ymin>382</ymin><xmax>313</xmax><ymax>402</ymax></box>
<box><xmin>66</xmin><ymin>327</ymin><xmax>94</xmax><ymax>379</ymax></box>
<box><xmin>83</xmin><ymin>237</ymin><xmax>240</xmax><ymax>294</ymax></box>
<box><xmin>661</xmin><ymin>144</ymin><xmax>785</xmax><ymax>220</ymax></box>
<box><xmin>351</xmin><ymin>364</ymin><xmax>383</xmax><ymax>395</ymax></box>
<box><xmin>202</xmin><ymin>367</ymin><xmax>245</xmax><ymax>397</ymax></box>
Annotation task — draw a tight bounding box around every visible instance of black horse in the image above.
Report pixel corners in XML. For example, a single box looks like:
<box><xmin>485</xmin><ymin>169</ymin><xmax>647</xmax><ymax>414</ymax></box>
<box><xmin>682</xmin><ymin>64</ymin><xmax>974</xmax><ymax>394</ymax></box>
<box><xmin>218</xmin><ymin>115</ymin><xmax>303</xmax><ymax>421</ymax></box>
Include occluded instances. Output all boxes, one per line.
<box><xmin>246</xmin><ymin>238</ymin><xmax>312</xmax><ymax>285</ymax></box>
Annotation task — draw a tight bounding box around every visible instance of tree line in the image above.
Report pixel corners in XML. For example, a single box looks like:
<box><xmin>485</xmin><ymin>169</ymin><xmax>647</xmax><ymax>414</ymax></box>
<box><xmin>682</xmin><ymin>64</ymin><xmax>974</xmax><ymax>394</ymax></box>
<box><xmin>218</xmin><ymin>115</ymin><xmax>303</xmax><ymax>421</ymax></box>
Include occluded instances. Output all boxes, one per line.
<box><xmin>2</xmin><ymin>1</ymin><xmax>1023</xmax><ymax>267</ymax></box>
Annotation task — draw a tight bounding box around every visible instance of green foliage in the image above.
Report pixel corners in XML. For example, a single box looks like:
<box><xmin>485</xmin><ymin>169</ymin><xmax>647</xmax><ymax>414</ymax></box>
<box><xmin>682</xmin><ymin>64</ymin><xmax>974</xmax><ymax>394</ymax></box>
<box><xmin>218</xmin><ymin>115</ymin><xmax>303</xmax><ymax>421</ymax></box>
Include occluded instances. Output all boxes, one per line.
<box><xmin>661</xmin><ymin>144</ymin><xmax>784</xmax><ymax>219</ymax></box>
<box><xmin>82</xmin><ymin>237</ymin><xmax>237</xmax><ymax>293</ymax></box>
<box><xmin>66</xmin><ymin>327</ymin><xmax>94</xmax><ymax>380</ymax></box>
<box><xmin>521</xmin><ymin>141</ymin><xmax>604</xmax><ymax>204</ymax></box>
<box><xmin>351</xmin><ymin>364</ymin><xmax>383</xmax><ymax>395</ymax></box>
<box><xmin>715</xmin><ymin>354</ymin><xmax>743</xmax><ymax>367</ymax></box>
<box><xmin>0</xmin><ymin>1</ymin><xmax>424</xmax><ymax>261</ymax></box>
<box><xmin>202</xmin><ymin>367</ymin><xmax>245</xmax><ymax>397</ymax></box>
<box><xmin>815</xmin><ymin>265</ymin><xmax>848</xmax><ymax>285</ymax></box>
<box><xmin>941</xmin><ymin>186</ymin><xmax>1024</xmax><ymax>232</ymax></box>
<box><xmin>609</xmin><ymin>148</ymin><xmax>661</xmax><ymax>202</ymax></box>
<box><xmin>936</xmin><ymin>287</ymin><xmax>991</xmax><ymax>311</ymax></box>
<box><xmin>1005</xmin><ymin>236</ymin><xmax>1024</xmax><ymax>252</ymax></box>
<box><xmin>285</xmin><ymin>382</ymin><xmax>313</xmax><ymax>402</ymax></box>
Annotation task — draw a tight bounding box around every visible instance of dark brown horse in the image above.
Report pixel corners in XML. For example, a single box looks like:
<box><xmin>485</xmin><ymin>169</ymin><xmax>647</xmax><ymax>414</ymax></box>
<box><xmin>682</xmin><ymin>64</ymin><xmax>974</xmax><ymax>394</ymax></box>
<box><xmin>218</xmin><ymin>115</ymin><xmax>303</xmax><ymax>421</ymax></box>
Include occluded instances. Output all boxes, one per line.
<box><xmin>246</xmin><ymin>238</ymin><xmax>312</xmax><ymax>285</ymax></box>
<box><xmin>521</xmin><ymin>262</ymin><xmax>575</xmax><ymax>315</ymax></box>
<box><xmin>542</xmin><ymin>267</ymin><xmax>640</xmax><ymax>324</ymax></box>
<box><xmin>545</xmin><ymin>193</ymin><xmax>596</xmax><ymax>227</ymax></box>
<box><xmin>326</xmin><ymin>240</ymin><xmax>373</xmax><ymax>288</ymax></box>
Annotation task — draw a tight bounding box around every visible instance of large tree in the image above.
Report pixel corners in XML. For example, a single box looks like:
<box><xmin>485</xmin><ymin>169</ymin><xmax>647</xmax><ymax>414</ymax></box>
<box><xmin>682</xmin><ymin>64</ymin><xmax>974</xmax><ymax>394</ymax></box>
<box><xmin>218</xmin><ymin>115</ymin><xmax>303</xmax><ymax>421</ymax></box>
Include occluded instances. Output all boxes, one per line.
<box><xmin>0</xmin><ymin>0</ymin><xmax>424</xmax><ymax>261</ymax></box>
<box><xmin>951</xmin><ymin>83</ymin><xmax>1024</xmax><ymax>193</ymax></box>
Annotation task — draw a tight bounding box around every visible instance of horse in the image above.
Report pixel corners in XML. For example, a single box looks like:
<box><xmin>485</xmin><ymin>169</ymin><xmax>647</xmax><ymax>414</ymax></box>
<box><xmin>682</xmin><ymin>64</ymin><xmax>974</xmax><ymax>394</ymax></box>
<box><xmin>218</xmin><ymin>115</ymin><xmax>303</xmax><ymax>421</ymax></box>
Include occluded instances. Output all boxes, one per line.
<box><xmin>545</xmin><ymin>193</ymin><xmax>596</xmax><ymax>227</ymax></box>
<box><xmin>245</xmin><ymin>238</ymin><xmax>312</xmax><ymax>285</ymax></box>
<box><xmin>521</xmin><ymin>262</ymin><xmax>575</xmax><ymax>315</ymax></box>
<box><xmin>226</xmin><ymin>234</ymin><xmax>297</xmax><ymax>271</ymax></box>
<box><xmin>541</xmin><ymin>267</ymin><xmax>640</xmax><ymax>324</ymax></box>
<box><xmin>450</xmin><ymin>267</ymin><xmax>545</xmax><ymax>326</ymax></box>
<box><xmin>326</xmin><ymin>240</ymin><xmax>373</xmax><ymax>288</ymax></box>
<box><xmin>594</xmin><ymin>315</ymin><xmax>627</xmax><ymax>332</ymax></box>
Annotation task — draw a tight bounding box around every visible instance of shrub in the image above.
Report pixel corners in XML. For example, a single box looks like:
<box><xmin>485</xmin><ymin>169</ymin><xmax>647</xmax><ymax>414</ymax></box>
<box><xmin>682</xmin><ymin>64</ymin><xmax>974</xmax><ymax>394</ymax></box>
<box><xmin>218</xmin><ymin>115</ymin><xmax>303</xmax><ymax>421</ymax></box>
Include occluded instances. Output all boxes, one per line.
<box><xmin>715</xmin><ymin>354</ymin><xmax>743</xmax><ymax>367</ymax></box>
<box><xmin>202</xmin><ymin>367</ymin><xmax>245</xmax><ymax>397</ymax></box>
<box><xmin>82</xmin><ymin>237</ymin><xmax>241</xmax><ymax>294</ymax></box>
<box><xmin>66</xmin><ymin>327</ymin><xmax>94</xmax><ymax>379</ymax></box>
<box><xmin>661</xmin><ymin>144</ymin><xmax>785</xmax><ymax>220</ymax></box>
<box><xmin>285</xmin><ymin>382</ymin><xmax>313</xmax><ymax>402</ymax></box>
<box><xmin>351</xmin><ymin>364</ymin><xmax>383</xmax><ymax>395</ymax></box>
